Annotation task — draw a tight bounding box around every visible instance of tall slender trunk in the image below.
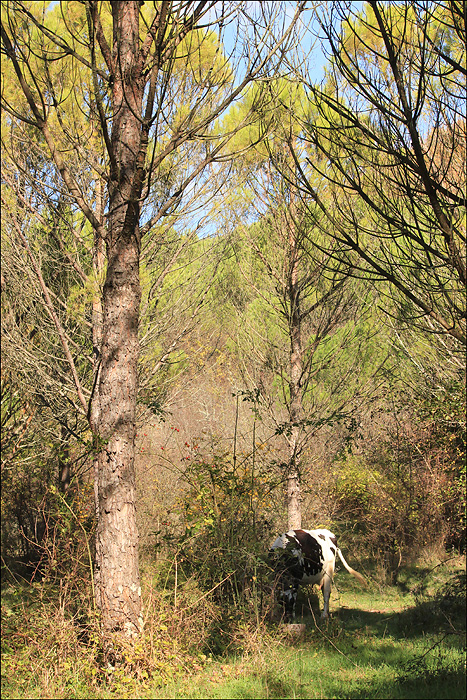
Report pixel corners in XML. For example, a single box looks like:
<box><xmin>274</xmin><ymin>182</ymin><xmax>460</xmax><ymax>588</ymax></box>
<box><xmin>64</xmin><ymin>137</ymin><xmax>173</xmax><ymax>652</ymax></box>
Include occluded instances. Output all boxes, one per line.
<box><xmin>286</xmin><ymin>199</ymin><xmax>303</xmax><ymax>531</ymax></box>
<box><xmin>92</xmin><ymin>1</ymin><xmax>143</xmax><ymax>637</ymax></box>
<box><xmin>58</xmin><ymin>424</ymin><xmax>71</xmax><ymax>492</ymax></box>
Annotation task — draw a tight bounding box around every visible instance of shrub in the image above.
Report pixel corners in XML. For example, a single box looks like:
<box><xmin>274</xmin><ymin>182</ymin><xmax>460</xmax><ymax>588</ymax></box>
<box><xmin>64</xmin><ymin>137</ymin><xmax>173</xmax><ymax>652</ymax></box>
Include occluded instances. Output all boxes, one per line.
<box><xmin>330</xmin><ymin>383</ymin><xmax>466</xmax><ymax>583</ymax></box>
<box><xmin>154</xmin><ymin>439</ymin><xmax>279</xmax><ymax>638</ymax></box>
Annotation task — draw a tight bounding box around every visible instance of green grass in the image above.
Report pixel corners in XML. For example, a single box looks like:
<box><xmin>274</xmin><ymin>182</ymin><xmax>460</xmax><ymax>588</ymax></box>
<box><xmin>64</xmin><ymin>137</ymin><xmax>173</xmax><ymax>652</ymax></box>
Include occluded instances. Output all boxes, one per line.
<box><xmin>1</xmin><ymin>557</ymin><xmax>466</xmax><ymax>699</ymax></box>
<box><xmin>155</xmin><ymin>641</ymin><xmax>464</xmax><ymax>700</ymax></box>
<box><xmin>151</xmin><ymin>559</ymin><xmax>466</xmax><ymax>700</ymax></box>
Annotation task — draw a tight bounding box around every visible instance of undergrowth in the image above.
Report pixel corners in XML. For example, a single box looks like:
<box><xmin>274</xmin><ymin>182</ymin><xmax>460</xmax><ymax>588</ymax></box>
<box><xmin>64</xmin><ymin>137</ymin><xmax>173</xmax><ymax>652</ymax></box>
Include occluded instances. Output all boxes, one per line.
<box><xmin>1</xmin><ymin>554</ymin><xmax>465</xmax><ymax>699</ymax></box>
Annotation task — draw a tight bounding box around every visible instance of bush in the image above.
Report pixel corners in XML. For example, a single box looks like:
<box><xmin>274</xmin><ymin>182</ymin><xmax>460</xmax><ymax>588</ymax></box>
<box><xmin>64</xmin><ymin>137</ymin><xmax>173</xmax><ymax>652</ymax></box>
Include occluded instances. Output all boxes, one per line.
<box><xmin>330</xmin><ymin>382</ymin><xmax>466</xmax><ymax>583</ymax></box>
<box><xmin>151</xmin><ymin>440</ymin><xmax>279</xmax><ymax>642</ymax></box>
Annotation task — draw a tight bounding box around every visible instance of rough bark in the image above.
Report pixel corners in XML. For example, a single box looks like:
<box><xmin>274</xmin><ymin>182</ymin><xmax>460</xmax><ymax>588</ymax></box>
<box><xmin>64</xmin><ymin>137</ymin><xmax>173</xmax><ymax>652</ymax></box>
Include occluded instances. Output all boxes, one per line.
<box><xmin>92</xmin><ymin>1</ymin><xmax>143</xmax><ymax>636</ymax></box>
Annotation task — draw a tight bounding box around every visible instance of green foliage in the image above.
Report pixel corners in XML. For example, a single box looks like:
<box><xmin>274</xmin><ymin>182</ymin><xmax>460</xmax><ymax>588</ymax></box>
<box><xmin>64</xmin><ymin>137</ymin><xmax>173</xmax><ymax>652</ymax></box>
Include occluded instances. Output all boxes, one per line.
<box><xmin>300</xmin><ymin>1</ymin><xmax>466</xmax><ymax>345</ymax></box>
<box><xmin>414</xmin><ymin>378</ymin><xmax>466</xmax><ymax>549</ymax></box>
<box><xmin>1</xmin><ymin>580</ymin><xmax>98</xmax><ymax>698</ymax></box>
<box><xmin>409</xmin><ymin>567</ymin><xmax>466</xmax><ymax>633</ymax></box>
<box><xmin>222</xmin><ymin>77</ymin><xmax>309</xmax><ymax>171</ymax></box>
<box><xmin>226</xmin><ymin>216</ymin><xmax>386</xmax><ymax>424</ymax></box>
<box><xmin>1</xmin><ymin>5</ymin><xmax>466</xmax><ymax>698</ymax></box>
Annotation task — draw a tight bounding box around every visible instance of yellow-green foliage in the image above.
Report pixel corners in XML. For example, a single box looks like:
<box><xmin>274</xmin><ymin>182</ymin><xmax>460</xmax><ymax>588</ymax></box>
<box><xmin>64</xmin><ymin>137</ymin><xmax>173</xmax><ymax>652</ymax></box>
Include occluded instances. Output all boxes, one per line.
<box><xmin>332</xmin><ymin>454</ymin><xmax>375</xmax><ymax>516</ymax></box>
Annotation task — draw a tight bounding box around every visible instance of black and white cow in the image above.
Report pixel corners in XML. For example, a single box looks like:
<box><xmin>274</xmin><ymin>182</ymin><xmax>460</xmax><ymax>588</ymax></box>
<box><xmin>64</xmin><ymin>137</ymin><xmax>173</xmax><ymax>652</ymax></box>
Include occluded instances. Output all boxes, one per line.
<box><xmin>269</xmin><ymin>528</ymin><xmax>366</xmax><ymax>620</ymax></box>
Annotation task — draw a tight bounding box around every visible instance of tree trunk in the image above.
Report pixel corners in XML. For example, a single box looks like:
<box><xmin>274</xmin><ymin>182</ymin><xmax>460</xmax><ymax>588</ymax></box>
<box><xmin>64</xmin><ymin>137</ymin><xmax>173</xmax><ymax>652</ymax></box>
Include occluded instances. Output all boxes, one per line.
<box><xmin>287</xmin><ymin>287</ymin><xmax>303</xmax><ymax>530</ymax></box>
<box><xmin>287</xmin><ymin>466</ymin><xmax>301</xmax><ymax>530</ymax></box>
<box><xmin>287</xmin><ymin>203</ymin><xmax>303</xmax><ymax>531</ymax></box>
<box><xmin>58</xmin><ymin>425</ymin><xmax>71</xmax><ymax>492</ymax></box>
<box><xmin>92</xmin><ymin>1</ymin><xmax>143</xmax><ymax>637</ymax></box>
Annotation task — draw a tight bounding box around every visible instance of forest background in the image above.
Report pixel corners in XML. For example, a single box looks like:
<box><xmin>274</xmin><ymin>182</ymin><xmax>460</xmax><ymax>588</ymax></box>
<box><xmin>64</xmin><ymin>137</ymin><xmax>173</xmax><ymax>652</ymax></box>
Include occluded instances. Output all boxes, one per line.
<box><xmin>1</xmin><ymin>0</ymin><xmax>465</xmax><ymax>696</ymax></box>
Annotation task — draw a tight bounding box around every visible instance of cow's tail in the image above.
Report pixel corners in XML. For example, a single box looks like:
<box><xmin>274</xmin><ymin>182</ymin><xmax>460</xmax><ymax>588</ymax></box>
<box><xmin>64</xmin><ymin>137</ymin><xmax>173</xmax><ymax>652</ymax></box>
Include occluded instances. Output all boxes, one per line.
<box><xmin>337</xmin><ymin>548</ymin><xmax>367</xmax><ymax>587</ymax></box>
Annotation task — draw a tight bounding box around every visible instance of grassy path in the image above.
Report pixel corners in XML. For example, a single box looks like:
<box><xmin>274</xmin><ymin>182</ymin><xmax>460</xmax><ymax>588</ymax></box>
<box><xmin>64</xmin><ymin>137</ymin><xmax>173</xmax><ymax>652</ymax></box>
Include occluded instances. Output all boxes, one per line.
<box><xmin>154</xmin><ymin>564</ymin><xmax>466</xmax><ymax>700</ymax></box>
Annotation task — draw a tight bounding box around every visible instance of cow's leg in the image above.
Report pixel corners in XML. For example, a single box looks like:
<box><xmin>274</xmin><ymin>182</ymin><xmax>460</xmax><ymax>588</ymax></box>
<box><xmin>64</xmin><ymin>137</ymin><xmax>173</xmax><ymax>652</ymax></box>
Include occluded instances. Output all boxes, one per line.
<box><xmin>320</xmin><ymin>566</ymin><xmax>334</xmax><ymax>618</ymax></box>
<box><xmin>280</xmin><ymin>580</ymin><xmax>299</xmax><ymax>621</ymax></box>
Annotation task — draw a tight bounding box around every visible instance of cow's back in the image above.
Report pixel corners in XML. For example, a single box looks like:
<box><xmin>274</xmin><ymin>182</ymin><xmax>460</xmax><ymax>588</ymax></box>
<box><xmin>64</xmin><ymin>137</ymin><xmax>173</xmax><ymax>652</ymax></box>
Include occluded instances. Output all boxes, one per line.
<box><xmin>269</xmin><ymin>528</ymin><xmax>336</xmax><ymax>585</ymax></box>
